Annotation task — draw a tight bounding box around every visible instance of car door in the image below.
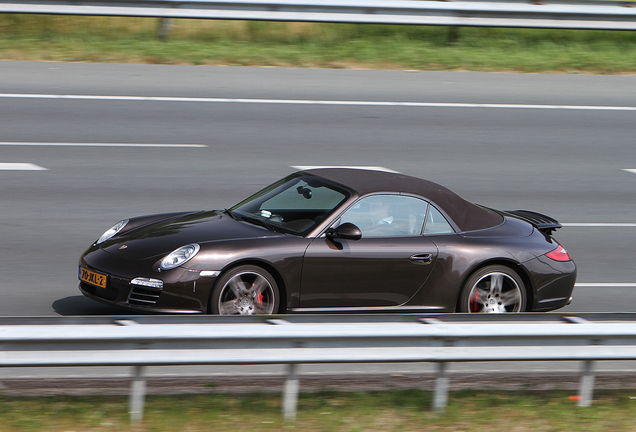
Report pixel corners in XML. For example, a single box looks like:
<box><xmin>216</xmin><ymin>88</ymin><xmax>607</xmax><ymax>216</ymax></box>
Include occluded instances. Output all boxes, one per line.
<box><xmin>299</xmin><ymin>194</ymin><xmax>439</xmax><ymax>309</ymax></box>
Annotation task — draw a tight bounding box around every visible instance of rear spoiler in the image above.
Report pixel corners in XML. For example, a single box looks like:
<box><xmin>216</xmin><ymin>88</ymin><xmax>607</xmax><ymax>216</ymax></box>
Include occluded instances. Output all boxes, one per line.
<box><xmin>505</xmin><ymin>210</ymin><xmax>562</xmax><ymax>235</ymax></box>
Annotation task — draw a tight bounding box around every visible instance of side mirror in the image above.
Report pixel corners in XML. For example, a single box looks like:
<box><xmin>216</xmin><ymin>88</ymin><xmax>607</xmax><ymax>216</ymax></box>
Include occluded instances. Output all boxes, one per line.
<box><xmin>326</xmin><ymin>222</ymin><xmax>362</xmax><ymax>241</ymax></box>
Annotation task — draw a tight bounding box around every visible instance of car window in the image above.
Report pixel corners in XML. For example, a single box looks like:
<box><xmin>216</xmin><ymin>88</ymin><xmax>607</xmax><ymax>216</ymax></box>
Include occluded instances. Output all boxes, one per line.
<box><xmin>339</xmin><ymin>195</ymin><xmax>428</xmax><ymax>238</ymax></box>
<box><xmin>230</xmin><ymin>174</ymin><xmax>350</xmax><ymax>236</ymax></box>
<box><xmin>261</xmin><ymin>180</ymin><xmax>345</xmax><ymax>210</ymax></box>
<box><xmin>423</xmin><ymin>205</ymin><xmax>455</xmax><ymax>235</ymax></box>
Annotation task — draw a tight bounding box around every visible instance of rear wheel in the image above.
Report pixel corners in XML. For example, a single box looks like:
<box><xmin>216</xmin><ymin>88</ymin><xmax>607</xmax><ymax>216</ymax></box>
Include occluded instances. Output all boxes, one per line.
<box><xmin>458</xmin><ymin>265</ymin><xmax>526</xmax><ymax>313</ymax></box>
<box><xmin>210</xmin><ymin>265</ymin><xmax>280</xmax><ymax>315</ymax></box>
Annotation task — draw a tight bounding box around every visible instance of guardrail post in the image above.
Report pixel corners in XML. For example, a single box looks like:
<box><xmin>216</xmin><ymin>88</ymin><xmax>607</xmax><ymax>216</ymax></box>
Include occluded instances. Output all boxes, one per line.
<box><xmin>432</xmin><ymin>362</ymin><xmax>449</xmax><ymax>412</ymax></box>
<box><xmin>129</xmin><ymin>365</ymin><xmax>147</xmax><ymax>424</ymax></box>
<box><xmin>157</xmin><ymin>18</ymin><xmax>174</xmax><ymax>41</ymax></box>
<box><xmin>283</xmin><ymin>363</ymin><xmax>300</xmax><ymax>422</ymax></box>
<box><xmin>578</xmin><ymin>360</ymin><xmax>595</xmax><ymax>407</ymax></box>
<box><xmin>447</xmin><ymin>26</ymin><xmax>460</xmax><ymax>45</ymax></box>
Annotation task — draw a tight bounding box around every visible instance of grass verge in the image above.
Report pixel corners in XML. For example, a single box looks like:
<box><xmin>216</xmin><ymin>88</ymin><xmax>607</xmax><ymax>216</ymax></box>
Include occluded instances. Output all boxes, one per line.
<box><xmin>1</xmin><ymin>15</ymin><xmax>636</xmax><ymax>73</ymax></box>
<box><xmin>1</xmin><ymin>389</ymin><xmax>636</xmax><ymax>431</ymax></box>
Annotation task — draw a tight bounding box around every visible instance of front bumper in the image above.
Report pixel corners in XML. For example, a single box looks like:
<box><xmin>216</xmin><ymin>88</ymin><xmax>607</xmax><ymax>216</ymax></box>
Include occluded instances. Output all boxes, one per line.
<box><xmin>79</xmin><ymin>250</ymin><xmax>218</xmax><ymax>313</ymax></box>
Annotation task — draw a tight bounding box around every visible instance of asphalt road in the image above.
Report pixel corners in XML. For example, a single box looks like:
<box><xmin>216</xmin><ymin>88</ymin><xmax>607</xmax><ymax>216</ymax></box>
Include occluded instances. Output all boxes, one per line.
<box><xmin>1</xmin><ymin>61</ymin><xmax>636</xmax><ymax>317</ymax></box>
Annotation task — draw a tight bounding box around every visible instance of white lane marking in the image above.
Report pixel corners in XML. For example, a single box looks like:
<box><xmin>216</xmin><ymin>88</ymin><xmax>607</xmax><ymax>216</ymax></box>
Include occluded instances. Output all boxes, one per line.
<box><xmin>0</xmin><ymin>163</ymin><xmax>48</xmax><ymax>170</ymax></box>
<box><xmin>623</xmin><ymin>169</ymin><xmax>636</xmax><ymax>174</ymax></box>
<box><xmin>291</xmin><ymin>165</ymin><xmax>399</xmax><ymax>173</ymax></box>
<box><xmin>2</xmin><ymin>93</ymin><xmax>636</xmax><ymax>111</ymax></box>
<box><xmin>0</xmin><ymin>142</ymin><xmax>207</xmax><ymax>148</ymax></box>
<box><xmin>575</xmin><ymin>283</ymin><xmax>636</xmax><ymax>287</ymax></box>
<box><xmin>562</xmin><ymin>223</ymin><xmax>636</xmax><ymax>227</ymax></box>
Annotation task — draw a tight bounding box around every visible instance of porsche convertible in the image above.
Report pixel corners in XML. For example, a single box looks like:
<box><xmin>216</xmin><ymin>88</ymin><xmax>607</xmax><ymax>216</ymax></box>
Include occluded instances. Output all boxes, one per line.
<box><xmin>79</xmin><ymin>167</ymin><xmax>576</xmax><ymax>314</ymax></box>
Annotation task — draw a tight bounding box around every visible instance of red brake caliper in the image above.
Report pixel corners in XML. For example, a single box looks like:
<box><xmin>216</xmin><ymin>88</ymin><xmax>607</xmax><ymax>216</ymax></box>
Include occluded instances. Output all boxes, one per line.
<box><xmin>470</xmin><ymin>292</ymin><xmax>479</xmax><ymax>312</ymax></box>
<box><xmin>251</xmin><ymin>281</ymin><xmax>264</xmax><ymax>306</ymax></box>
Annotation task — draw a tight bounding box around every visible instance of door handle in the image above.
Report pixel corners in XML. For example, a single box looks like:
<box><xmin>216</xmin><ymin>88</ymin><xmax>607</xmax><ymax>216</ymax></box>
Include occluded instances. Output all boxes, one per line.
<box><xmin>410</xmin><ymin>253</ymin><xmax>433</xmax><ymax>265</ymax></box>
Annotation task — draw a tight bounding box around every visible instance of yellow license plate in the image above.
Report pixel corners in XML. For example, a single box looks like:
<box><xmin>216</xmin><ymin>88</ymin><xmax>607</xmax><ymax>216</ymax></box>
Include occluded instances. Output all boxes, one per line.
<box><xmin>80</xmin><ymin>267</ymin><xmax>108</xmax><ymax>289</ymax></box>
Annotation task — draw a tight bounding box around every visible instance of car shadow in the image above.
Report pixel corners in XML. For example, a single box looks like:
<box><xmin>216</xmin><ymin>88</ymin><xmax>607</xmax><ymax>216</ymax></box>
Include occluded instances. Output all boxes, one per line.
<box><xmin>52</xmin><ymin>296</ymin><xmax>137</xmax><ymax>316</ymax></box>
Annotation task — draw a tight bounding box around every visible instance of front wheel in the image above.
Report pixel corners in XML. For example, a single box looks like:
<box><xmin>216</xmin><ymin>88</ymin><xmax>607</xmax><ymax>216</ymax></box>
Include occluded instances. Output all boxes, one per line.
<box><xmin>458</xmin><ymin>265</ymin><xmax>526</xmax><ymax>313</ymax></box>
<box><xmin>210</xmin><ymin>265</ymin><xmax>280</xmax><ymax>315</ymax></box>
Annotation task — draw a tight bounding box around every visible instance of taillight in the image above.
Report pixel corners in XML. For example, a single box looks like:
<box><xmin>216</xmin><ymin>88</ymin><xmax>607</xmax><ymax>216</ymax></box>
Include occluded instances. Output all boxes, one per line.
<box><xmin>545</xmin><ymin>245</ymin><xmax>571</xmax><ymax>262</ymax></box>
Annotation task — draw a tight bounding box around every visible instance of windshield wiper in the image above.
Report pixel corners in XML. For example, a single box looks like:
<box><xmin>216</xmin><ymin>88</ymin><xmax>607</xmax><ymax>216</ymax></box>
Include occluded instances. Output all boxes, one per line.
<box><xmin>223</xmin><ymin>208</ymin><xmax>237</xmax><ymax>220</ymax></box>
<box><xmin>236</xmin><ymin>214</ymin><xmax>279</xmax><ymax>232</ymax></box>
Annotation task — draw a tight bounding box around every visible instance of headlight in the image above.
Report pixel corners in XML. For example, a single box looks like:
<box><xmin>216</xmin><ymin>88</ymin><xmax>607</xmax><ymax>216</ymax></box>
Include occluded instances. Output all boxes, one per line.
<box><xmin>160</xmin><ymin>244</ymin><xmax>200</xmax><ymax>270</ymax></box>
<box><xmin>96</xmin><ymin>220</ymin><xmax>129</xmax><ymax>245</ymax></box>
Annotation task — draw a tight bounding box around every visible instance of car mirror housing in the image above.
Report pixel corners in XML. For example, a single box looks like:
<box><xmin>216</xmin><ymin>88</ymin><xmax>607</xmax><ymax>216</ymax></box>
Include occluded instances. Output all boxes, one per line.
<box><xmin>326</xmin><ymin>222</ymin><xmax>362</xmax><ymax>241</ymax></box>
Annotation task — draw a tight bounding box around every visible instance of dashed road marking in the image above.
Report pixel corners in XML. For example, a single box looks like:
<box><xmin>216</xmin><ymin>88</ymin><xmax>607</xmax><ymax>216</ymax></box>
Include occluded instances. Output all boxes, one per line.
<box><xmin>0</xmin><ymin>163</ymin><xmax>48</xmax><ymax>171</ymax></box>
<box><xmin>291</xmin><ymin>165</ymin><xmax>399</xmax><ymax>173</ymax></box>
<box><xmin>575</xmin><ymin>283</ymin><xmax>636</xmax><ymax>288</ymax></box>
<box><xmin>0</xmin><ymin>142</ymin><xmax>207</xmax><ymax>148</ymax></box>
<box><xmin>562</xmin><ymin>223</ymin><xmax>636</xmax><ymax>227</ymax></box>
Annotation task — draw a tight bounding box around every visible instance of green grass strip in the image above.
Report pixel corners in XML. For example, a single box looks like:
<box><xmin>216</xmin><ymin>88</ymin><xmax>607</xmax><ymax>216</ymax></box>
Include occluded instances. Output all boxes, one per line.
<box><xmin>1</xmin><ymin>389</ymin><xmax>636</xmax><ymax>431</ymax></box>
<box><xmin>2</xmin><ymin>15</ymin><xmax>636</xmax><ymax>73</ymax></box>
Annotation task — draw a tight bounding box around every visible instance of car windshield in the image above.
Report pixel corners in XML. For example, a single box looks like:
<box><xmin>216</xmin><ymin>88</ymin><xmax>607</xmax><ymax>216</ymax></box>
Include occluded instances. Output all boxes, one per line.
<box><xmin>230</xmin><ymin>174</ymin><xmax>350</xmax><ymax>236</ymax></box>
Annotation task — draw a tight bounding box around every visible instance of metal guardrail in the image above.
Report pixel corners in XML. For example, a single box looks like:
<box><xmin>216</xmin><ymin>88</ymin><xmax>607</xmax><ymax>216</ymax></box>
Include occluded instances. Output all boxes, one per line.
<box><xmin>1</xmin><ymin>0</ymin><xmax>636</xmax><ymax>31</ymax></box>
<box><xmin>2</xmin><ymin>313</ymin><xmax>636</xmax><ymax>423</ymax></box>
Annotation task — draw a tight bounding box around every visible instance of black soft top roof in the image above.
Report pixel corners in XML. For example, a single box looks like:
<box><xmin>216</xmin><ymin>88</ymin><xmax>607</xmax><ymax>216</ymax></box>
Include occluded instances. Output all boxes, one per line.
<box><xmin>300</xmin><ymin>168</ymin><xmax>503</xmax><ymax>232</ymax></box>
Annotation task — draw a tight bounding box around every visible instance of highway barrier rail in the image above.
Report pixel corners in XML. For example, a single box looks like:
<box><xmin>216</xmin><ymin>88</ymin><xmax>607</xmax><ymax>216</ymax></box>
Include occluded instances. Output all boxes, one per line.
<box><xmin>1</xmin><ymin>0</ymin><xmax>636</xmax><ymax>31</ymax></box>
<box><xmin>2</xmin><ymin>313</ymin><xmax>636</xmax><ymax>423</ymax></box>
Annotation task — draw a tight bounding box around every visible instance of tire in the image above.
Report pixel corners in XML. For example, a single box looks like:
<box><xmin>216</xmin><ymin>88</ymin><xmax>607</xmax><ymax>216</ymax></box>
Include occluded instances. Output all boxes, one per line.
<box><xmin>210</xmin><ymin>265</ymin><xmax>280</xmax><ymax>315</ymax></box>
<box><xmin>458</xmin><ymin>265</ymin><xmax>526</xmax><ymax>313</ymax></box>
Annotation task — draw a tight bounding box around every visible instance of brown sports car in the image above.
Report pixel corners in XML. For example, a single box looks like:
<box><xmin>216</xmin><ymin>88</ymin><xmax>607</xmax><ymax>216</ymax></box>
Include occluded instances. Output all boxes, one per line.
<box><xmin>79</xmin><ymin>167</ymin><xmax>576</xmax><ymax>314</ymax></box>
